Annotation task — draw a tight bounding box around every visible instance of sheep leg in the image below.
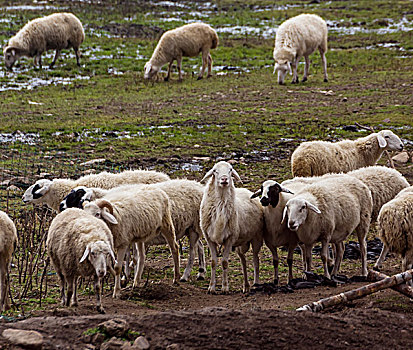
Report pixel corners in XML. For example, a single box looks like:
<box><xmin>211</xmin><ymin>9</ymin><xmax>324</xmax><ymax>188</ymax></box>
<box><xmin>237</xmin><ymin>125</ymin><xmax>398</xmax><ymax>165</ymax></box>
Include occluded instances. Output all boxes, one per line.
<box><xmin>176</xmin><ymin>56</ymin><xmax>183</xmax><ymax>82</ymax></box>
<box><xmin>207</xmin><ymin>240</ymin><xmax>218</xmax><ymax>294</ymax></box>
<box><xmin>180</xmin><ymin>230</ymin><xmax>198</xmax><ymax>282</ymax></box>
<box><xmin>356</xmin><ymin>225</ymin><xmax>369</xmax><ymax>277</ymax></box>
<box><xmin>251</xmin><ymin>238</ymin><xmax>262</xmax><ymax>286</ymax></box>
<box><xmin>34</xmin><ymin>54</ymin><xmax>42</xmax><ymax>69</ymax></box>
<box><xmin>221</xmin><ymin>241</ymin><xmax>232</xmax><ymax>294</ymax></box>
<box><xmin>321</xmin><ymin>241</ymin><xmax>331</xmax><ymax>279</ymax></box>
<box><xmin>66</xmin><ymin>276</ymin><xmax>74</xmax><ymax>307</ymax></box>
<box><xmin>303</xmin><ymin>244</ymin><xmax>313</xmax><ymax>272</ymax></box>
<box><xmin>74</xmin><ymin>47</ymin><xmax>81</xmax><ymax>67</ymax></box>
<box><xmin>50</xmin><ymin>50</ymin><xmax>61</xmax><ymax>69</ymax></box>
<box><xmin>267</xmin><ymin>242</ymin><xmax>279</xmax><ymax>285</ymax></box>
<box><xmin>196</xmin><ymin>239</ymin><xmax>206</xmax><ymax>280</ymax></box>
<box><xmin>113</xmin><ymin>246</ymin><xmax>128</xmax><ymax>298</ymax></box>
<box><xmin>236</xmin><ymin>247</ymin><xmax>250</xmax><ymax>294</ymax></box>
<box><xmin>402</xmin><ymin>255</ymin><xmax>413</xmax><ymax>286</ymax></box>
<box><xmin>71</xmin><ymin>276</ymin><xmax>79</xmax><ymax>307</ymax></box>
<box><xmin>331</xmin><ymin>241</ymin><xmax>344</xmax><ymax>276</ymax></box>
<box><xmin>291</xmin><ymin>56</ymin><xmax>300</xmax><ymax>83</ymax></box>
<box><xmin>0</xmin><ymin>262</ymin><xmax>7</xmax><ymax>312</ymax></box>
<box><xmin>374</xmin><ymin>244</ymin><xmax>389</xmax><ymax>271</ymax></box>
<box><xmin>57</xmin><ymin>271</ymin><xmax>66</xmax><ymax>306</ymax></box>
<box><xmin>133</xmin><ymin>242</ymin><xmax>146</xmax><ymax>289</ymax></box>
<box><xmin>198</xmin><ymin>50</ymin><xmax>208</xmax><ymax>80</ymax></box>
<box><xmin>94</xmin><ymin>276</ymin><xmax>105</xmax><ymax>314</ymax></box>
<box><xmin>319</xmin><ymin>48</ymin><xmax>328</xmax><ymax>82</ymax></box>
<box><xmin>160</xmin><ymin>229</ymin><xmax>181</xmax><ymax>284</ymax></box>
<box><xmin>165</xmin><ymin>61</ymin><xmax>173</xmax><ymax>82</ymax></box>
<box><xmin>207</xmin><ymin>53</ymin><xmax>213</xmax><ymax>78</ymax></box>
<box><xmin>287</xmin><ymin>244</ymin><xmax>296</xmax><ymax>283</ymax></box>
<box><xmin>302</xmin><ymin>56</ymin><xmax>310</xmax><ymax>82</ymax></box>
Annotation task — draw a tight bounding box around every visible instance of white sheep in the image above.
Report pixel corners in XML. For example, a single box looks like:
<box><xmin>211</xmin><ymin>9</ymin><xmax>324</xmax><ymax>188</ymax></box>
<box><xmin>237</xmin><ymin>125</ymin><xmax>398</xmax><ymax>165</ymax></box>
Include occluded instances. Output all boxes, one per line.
<box><xmin>47</xmin><ymin>208</ymin><xmax>116</xmax><ymax>313</ymax></box>
<box><xmin>200</xmin><ymin>161</ymin><xmax>264</xmax><ymax>294</ymax></box>
<box><xmin>0</xmin><ymin>211</ymin><xmax>18</xmax><ymax>313</ymax></box>
<box><xmin>375</xmin><ymin>186</ymin><xmax>413</xmax><ymax>280</ymax></box>
<box><xmin>3</xmin><ymin>13</ymin><xmax>84</xmax><ymax>70</ymax></box>
<box><xmin>144</xmin><ymin>22</ymin><xmax>219</xmax><ymax>81</ymax></box>
<box><xmin>60</xmin><ymin>179</ymin><xmax>206</xmax><ymax>282</ymax></box>
<box><xmin>282</xmin><ymin>175</ymin><xmax>373</xmax><ymax>279</ymax></box>
<box><xmin>291</xmin><ymin>130</ymin><xmax>404</xmax><ymax>177</ymax></box>
<box><xmin>22</xmin><ymin>169</ymin><xmax>170</xmax><ymax>212</ymax></box>
<box><xmin>273</xmin><ymin>14</ymin><xmax>328</xmax><ymax>84</ymax></box>
<box><xmin>82</xmin><ymin>185</ymin><xmax>180</xmax><ymax>298</ymax></box>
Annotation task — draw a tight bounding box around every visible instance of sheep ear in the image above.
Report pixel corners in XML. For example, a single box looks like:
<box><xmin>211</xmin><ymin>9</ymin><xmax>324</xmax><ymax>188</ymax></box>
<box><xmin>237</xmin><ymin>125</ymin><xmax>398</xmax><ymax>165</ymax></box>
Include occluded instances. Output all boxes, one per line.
<box><xmin>109</xmin><ymin>246</ymin><xmax>117</xmax><ymax>264</ymax></box>
<box><xmin>251</xmin><ymin>189</ymin><xmax>262</xmax><ymax>199</ymax></box>
<box><xmin>281</xmin><ymin>206</ymin><xmax>288</xmax><ymax>224</ymax></box>
<box><xmin>377</xmin><ymin>133</ymin><xmax>387</xmax><ymax>148</ymax></box>
<box><xmin>79</xmin><ymin>245</ymin><xmax>90</xmax><ymax>263</ymax></box>
<box><xmin>280</xmin><ymin>186</ymin><xmax>294</xmax><ymax>194</ymax></box>
<box><xmin>83</xmin><ymin>189</ymin><xmax>93</xmax><ymax>201</ymax></box>
<box><xmin>306</xmin><ymin>201</ymin><xmax>321</xmax><ymax>214</ymax></box>
<box><xmin>232</xmin><ymin>169</ymin><xmax>242</xmax><ymax>184</ymax></box>
<box><xmin>34</xmin><ymin>183</ymin><xmax>51</xmax><ymax>196</ymax></box>
<box><xmin>200</xmin><ymin>168</ymin><xmax>214</xmax><ymax>183</ymax></box>
<box><xmin>101</xmin><ymin>209</ymin><xmax>118</xmax><ymax>225</ymax></box>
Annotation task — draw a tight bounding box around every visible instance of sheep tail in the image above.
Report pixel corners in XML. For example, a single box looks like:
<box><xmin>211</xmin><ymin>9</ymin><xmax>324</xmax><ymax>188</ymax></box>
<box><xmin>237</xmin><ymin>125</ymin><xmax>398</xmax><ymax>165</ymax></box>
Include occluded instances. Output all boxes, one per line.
<box><xmin>211</xmin><ymin>32</ymin><xmax>219</xmax><ymax>49</ymax></box>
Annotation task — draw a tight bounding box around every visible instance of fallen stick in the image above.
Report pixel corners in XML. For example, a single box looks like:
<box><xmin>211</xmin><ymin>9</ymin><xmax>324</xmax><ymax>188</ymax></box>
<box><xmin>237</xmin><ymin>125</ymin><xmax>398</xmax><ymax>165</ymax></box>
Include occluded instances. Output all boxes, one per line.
<box><xmin>296</xmin><ymin>269</ymin><xmax>413</xmax><ymax>312</ymax></box>
<box><xmin>367</xmin><ymin>270</ymin><xmax>413</xmax><ymax>298</ymax></box>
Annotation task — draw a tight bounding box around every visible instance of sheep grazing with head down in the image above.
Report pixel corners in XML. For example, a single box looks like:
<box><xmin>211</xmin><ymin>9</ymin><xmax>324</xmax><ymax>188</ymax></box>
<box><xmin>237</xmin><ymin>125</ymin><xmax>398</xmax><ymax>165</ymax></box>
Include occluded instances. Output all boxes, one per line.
<box><xmin>144</xmin><ymin>22</ymin><xmax>219</xmax><ymax>82</ymax></box>
<box><xmin>273</xmin><ymin>14</ymin><xmax>328</xmax><ymax>84</ymax></box>
<box><xmin>0</xmin><ymin>211</ymin><xmax>18</xmax><ymax>313</ymax></box>
<box><xmin>22</xmin><ymin>169</ymin><xmax>170</xmax><ymax>212</ymax></box>
<box><xmin>291</xmin><ymin>130</ymin><xmax>404</xmax><ymax>177</ymax></box>
<box><xmin>47</xmin><ymin>208</ymin><xmax>116</xmax><ymax>313</ymax></box>
<box><xmin>375</xmin><ymin>186</ymin><xmax>413</xmax><ymax>281</ymax></box>
<box><xmin>282</xmin><ymin>175</ymin><xmax>373</xmax><ymax>279</ymax></box>
<box><xmin>3</xmin><ymin>13</ymin><xmax>84</xmax><ymax>70</ymax></box>
<box><xmin>200</xmin><ymin>161</ymin><xmax>264</xmax><ymax>294</ymax></box>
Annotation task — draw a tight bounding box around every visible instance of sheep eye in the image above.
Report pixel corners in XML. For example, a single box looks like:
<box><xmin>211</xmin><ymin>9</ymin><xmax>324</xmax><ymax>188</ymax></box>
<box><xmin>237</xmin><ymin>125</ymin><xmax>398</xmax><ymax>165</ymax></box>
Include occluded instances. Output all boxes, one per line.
<box><xmin>95</xmin><ymin>213</ymin><xmax>100</xmax><ymax>218</ymax></box>
<box><xmin>301</xmin><ymin>205</ymin><xmax>305</xmax><ymax>210</ymax></box>
<box><xmin>384</xmin><ymin>136</ymin><xmax>389</xmax><ymax>139</ymax></box>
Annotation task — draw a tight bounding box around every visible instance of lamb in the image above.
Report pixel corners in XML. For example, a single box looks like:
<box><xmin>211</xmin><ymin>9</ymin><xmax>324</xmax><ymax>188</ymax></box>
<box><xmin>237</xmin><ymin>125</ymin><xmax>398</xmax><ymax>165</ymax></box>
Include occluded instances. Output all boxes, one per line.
<box><xmin>291</xmin><ymin>130</ymin><xmax>404</xmax><ymax>177</ymax></box>
<box><xmin>46</xmin><ymin>208</ymin><xmax>116</xmax><ymax>313</ymax></box>
<box><xmin>273</xmin><ymin>14</ymin><xmax>328</xmax><ymax>84</ymax></box>
<box><xmin>282</xmin><ymin>175</ymin><xmax>373</xmax><ymax>279</ymax></box>
<box><xmin>22</xmin><ymin>169</ymin><xmax>170</xmax><ymax>212</ymax></box>
<box><xmin>3</xmin><ymin>13</ymin><xmax>84</xmax><ymax>70</ymax></box>
<box><xmin>82</xmin><ymin>185</ymin><xmax>180</xmax><ymax>298</ymax></box>
<box><xmin>375</xmin><ymin>186</ymin><xmax>413</xmax><ymax>280</ymax></box>
<box><xmin>200</xmin><ymin>161</ymin><xmax>264</xmax><ymax>294</ymax></box>
<box><xmin>144</xmin><ymin>22</ymin><xmax>219</xmax><ymax>81</ymax></box>
<box><xmin>60</xmin><ymin>179</ymin><xmax>206</xmax><ymax>281</ymax></box>
<box><xmin>0</xmin><ymin>211</ymin><xmax>18</xmax><ymax>313</ymax></box>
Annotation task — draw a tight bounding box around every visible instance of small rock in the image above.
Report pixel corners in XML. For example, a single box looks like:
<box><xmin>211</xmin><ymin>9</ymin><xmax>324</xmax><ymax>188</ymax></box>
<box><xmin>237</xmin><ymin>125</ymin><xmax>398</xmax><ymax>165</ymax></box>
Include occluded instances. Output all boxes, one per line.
<box><xmin>0</xmin><ymin>180</ymin><xmax>10</xmax><ymax>186</ymax></box>
<box><xmin>80</xmin><ymin>158</ymin><xmax>106</xmax><ymax>166</ymax></box>
<box><xmin>2</xmin><ymin>329</ymin><xmax>43</xmax><ymax>350</ymax></box>
<box><xmin>227</xmin><ymin>159</ymin><xmax>237</xmax><ymax>164</ymax></box>
<box><xmin>342</xmin><ymin>97</ymin><xmax>348</xmax><ymax>102</ymax></box>
<box><xmin>100</xmin><ymin>337</ymin><xmax>127</xmax><ymax>350</ymax></box>
<box><xmin>98</xmin><ymin>318</ymin><xmax>130</xmax><ymax>338</ymax></box>
<box><xmin>392</xmin><ymin>152</ymin><xmax>409</xmax><ymax>164</ymax></box>
<box><xmin>6</xmin><ymin>185</ymin><xmax>20</xmax><ymax>192</ymax></box>
<box><xmin>133</xmin><ymin>336</ymin><xmax>150</xmax><ymax>350</ymax></box>
<box><xmin>166</xmin><ymin>344</ymin><xmax>180</xmax><ymax>350</ymax></box>
<box><xmin>91</xmin><ymin>332</ymin><xmax>105</xmax><ymax>344</ymax></box>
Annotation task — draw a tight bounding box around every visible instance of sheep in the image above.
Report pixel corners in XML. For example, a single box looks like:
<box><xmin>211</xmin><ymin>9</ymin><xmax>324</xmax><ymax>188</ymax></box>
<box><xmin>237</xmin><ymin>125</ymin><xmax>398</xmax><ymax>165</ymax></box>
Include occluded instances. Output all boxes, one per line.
<box><xmin>60</xmin><ymin>179</ymin><xmax>207</xmax><ymax>282</ymax></box>
<box><xmin>291</xmin><ymin>130</ymin><xmax>404</xmax><ymax>177</ymax></box>
<box><xmin>46</xmin><ymin>208</ymin><xmax>116</xmax><ymax>313</ymax></box>
<box><xmin>3</xmin><ymin>13</ymin><xmax>84</xmax><ymax>70</ymax></box>
<box><xmin>144</xmin><ymin>22</ymin><xmax>219</xmax><ymax>81</ymax></box>
<box><xmin>200</xmin><ymin>161</ymin><xmax>264</xmax><ymax>294</ymax></box>
<box><xmin>282</xmin><ymin>175</ymin><xmax>373</xmax><ymax>279</ymax></box>
<box><xmin>273</xmin><ymin>14</ymin><xmax>328</xmax><ymax>84</ymax></box>
<box><xmin>0</xmin><ymin>211</ymin><xmax>18</xmax><ymax>313</ymax></box>
<box><xmin>375</xmin><ymin>186</ymin><xmax>413</xmax><ymax>280</ymax></box>
<box><xmin>82</xmin><ymin>185</ymin><xmax>180</xmax><ymax>298</ymax></box>
<box><xmin>22</xmin><ymin>169</ymin><xmax>170</xmax><ymax>212</ymax></box>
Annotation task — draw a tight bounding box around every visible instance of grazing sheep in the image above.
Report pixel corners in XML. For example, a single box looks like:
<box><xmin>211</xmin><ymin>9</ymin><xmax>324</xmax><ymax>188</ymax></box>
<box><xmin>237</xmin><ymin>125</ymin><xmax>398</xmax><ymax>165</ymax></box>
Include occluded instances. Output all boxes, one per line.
<box><xmin>200</xmin><ymin>161</ymin><xmax>264</xmax><ymax>294</ymax></box>
<box><xmin>0</xmin><ymin>211</ymin><xmax>18</xmax><ymax>313</ymax></box>
<box><xmin>144</xmin><ymin>22</ymin><xmax>219</xmax><ymax>81</ymax></box>
<box><xmin>291</xmin><ymin>130</ymin><xmax>404</xmax><ymax>177</ymax></box>
<box><xmin>22</xmin><ymin>169</ymin><xmax>170</xmax><ymax>212</ymax></box>
<box><xmin>82</xmin><ymin>185</ymin><xmax>180</xmax><ymax>298</ymax></box>
<box><xmin>3</xmin><ymin>13</ymin><xmax>85</xmax><ymax>70</ymax></box>
<box><xmin>47</xmin><ymin>208</ymin><xmax>116</xmax><ymax>313</ymax></box>
<box><xmin>273</xmin><ymin>14</ymin><xmax>328</xmax><ymax>84</ymax></box>
<box><xmin>375</xmin><ymin>186</ymin><xmax>413</xmax><ymax>280</ymax></box>
<box><xmin>60</xmin><ymin>179</ymin><xmax>206</xmax><ymax>281</ymax></box>
<box><xmin>282</xmin><ymin>175</ymin><xmax>373</xmax><ymax>279</ymax></box>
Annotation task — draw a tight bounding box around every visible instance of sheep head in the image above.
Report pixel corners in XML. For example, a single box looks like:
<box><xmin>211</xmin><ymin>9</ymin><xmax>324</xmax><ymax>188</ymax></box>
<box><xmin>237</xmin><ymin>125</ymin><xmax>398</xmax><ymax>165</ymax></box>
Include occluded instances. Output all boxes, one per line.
<box><xmin>22</xmin><ymin>179</ymin><xmax>53</xmax><ymax>204</ymax></box>
<box><xmin>83</xmin><ymin>200</ymin><xmax>118</xmax><ymax>225</ymax></box>
<box><xmin>60</xmin><ymin>186</ymin><xmax>94</xmax><ymax>212</ymax></box>
<box><xmin>376</xmin><ymin>130</ymin><xmax>403</xmax><ymax>151</ymax></box>
<box><xmin>79</xmin><ymin>240</ymin><xmax>117</xmax><ymax>278</ymax></box>
<box><xmin>144</xmin><ymin>62</ymin><xmax>160</xmax><ymax>80</ymax></box>
<box><xmin>201</xmin><ymin>161</ymin><xmax>242</xmax><ymax>188</ymax></box>
<box><xmin>3</xmin><ymin>46</ymin><xmax>21</xmax><ymax>71</ymax></box>
<box><xmin>282</xmin><ymin>197</ymin><xmax>321</xmax><ymax>231</ymax></box>
<box><xmin>251</xmin><ymin>180</ymin><xmax>294</xmax><ymax>208</ymax></box>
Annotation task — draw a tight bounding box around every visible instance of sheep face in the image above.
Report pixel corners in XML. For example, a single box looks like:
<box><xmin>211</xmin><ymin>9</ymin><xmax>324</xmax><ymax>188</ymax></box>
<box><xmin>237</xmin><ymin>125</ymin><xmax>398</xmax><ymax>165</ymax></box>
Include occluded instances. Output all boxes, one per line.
<box><xmin>282</xmin><ymin>198</ymin><xmax>321</xmax><ymax>231</ymax></box>
<box><xmin>79</xmin><ymin>241</ymin><xmax>116</xmax><ymax>278</ymax></box>
<box><xmin>251</xmin><ymin>180</ymin><xmax>294</xmax><ymax>207</ymax></box>
<box><xmin>377</xmin><ymin>130</ymin><xmax>404</xmax><ymax>151</ymax></box>
<box><xmin>60</xmin><ymin>186</ymin><xmax>92</xmax><ymax>212</ymax></box>
<box><xmin>3</xmin><ymin>46</ymin><xmax>20</xmax><ymax>71</ymax></box>
<box><xmin>144</xmin><ymin>62</ymin><xmax>160</xmax><ymax>80</ymax></box>
<box><xmin>201</xmin><ymin>161</ymin><xmax>242</xmax><ymax>188</ymax></box>
<box><xmin>22</xmin><ymin>179</ymin><xmax>53</xmax><ymax>204</ymax></box>
<box><xmin>83</xmin><ymin>201</ymin><xmax>119</xmax><ymax>225</ymax></box>
<box><xmin>273</xmin><ymin>61</ymin><xmax>292</xmax><ymax>85</ymax></box>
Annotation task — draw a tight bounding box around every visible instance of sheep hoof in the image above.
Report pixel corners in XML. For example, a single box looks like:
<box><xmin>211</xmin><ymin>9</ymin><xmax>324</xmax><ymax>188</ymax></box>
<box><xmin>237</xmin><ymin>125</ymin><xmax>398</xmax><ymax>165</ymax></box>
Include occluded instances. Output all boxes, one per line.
<box><xmin>179</xmin><ymin>277</ymin><xmax>188</xmax><ymax>282</ymax></box>
<box><xmin>324</xmin><ymin>78</ymin><xmax>328</xmax><ymax>82</ymax></box>
<box><xmin>207</xmin><ymin>74</ymin><xmax>212</xmax><ymax>79</ymax></box>
<box><xmin>273</xmin><ymin>279</ymin><xmax>279</xmax><ymax>286</ymax></box>
<box><xmin>196</xmin><ymin>275</ymin><xmax>205</xmax><ymax>281</ymax></box>
<box><xmin>197</xmin><ymin>76</ymin><xmax>203</xmax><ymax>80</ymax></box>
<box><xmin>207</xmin><ymin>288</ymin><xmax>216</xmax><ymax>294</ymax></box>
<box><xmin>302</xmin><ymin>77</ymin><xmax>307</xmax><ymax>82</ymax></box>
<box><xmin>120</xmin><ymin>279</ymin><xmax>128</xmax><ymax>288</ymax></box>
<box><xmin>97</xmin><ymin>306</ymin><xmax>105</xmax><ymax>314</ymax></box>
<box><xmin>164</xmin><ymin>77</ymin><xmax>170</xmax><ymax>82</ymax></box>
<box><xmin>373</xmin><ymin>266</ymin><xmax>381</xmax><ymax>272</ymax></box>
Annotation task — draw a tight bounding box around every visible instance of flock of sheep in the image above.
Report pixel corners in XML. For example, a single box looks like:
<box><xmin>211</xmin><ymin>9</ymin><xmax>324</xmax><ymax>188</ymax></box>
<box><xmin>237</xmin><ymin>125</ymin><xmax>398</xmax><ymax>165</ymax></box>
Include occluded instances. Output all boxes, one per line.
<box><xmin>1</xmin><ymin>11</ymin><xmax>412</xmax><ymax>314</ymax></box>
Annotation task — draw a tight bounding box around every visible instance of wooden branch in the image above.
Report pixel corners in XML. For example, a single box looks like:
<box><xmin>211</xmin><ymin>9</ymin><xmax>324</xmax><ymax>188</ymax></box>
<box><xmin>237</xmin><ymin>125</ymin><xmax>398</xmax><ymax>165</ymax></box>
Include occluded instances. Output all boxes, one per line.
<box><xmin>367</xmin><ymin>270</ymin><xmax>413</xmax><ymax>298</ymax></box>
<box><xmin>296</xmin><ymin>269</ymin><xmax>413</xmax><ymax>312</ymax></box>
